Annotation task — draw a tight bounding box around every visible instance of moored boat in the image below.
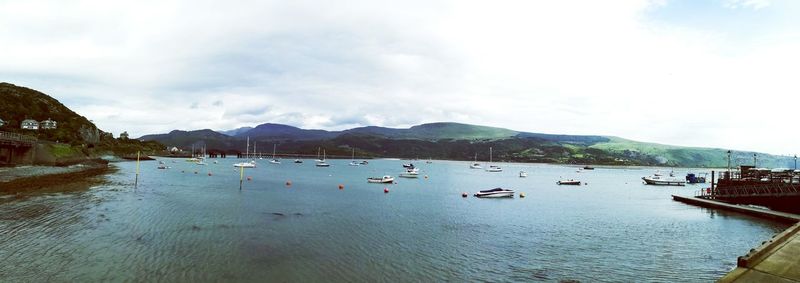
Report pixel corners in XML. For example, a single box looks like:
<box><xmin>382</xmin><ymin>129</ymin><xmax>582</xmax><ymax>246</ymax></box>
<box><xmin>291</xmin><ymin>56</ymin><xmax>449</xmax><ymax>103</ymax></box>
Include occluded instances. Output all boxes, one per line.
<box><xmin>473</xmin><ymin>188</ymin><xmax>515</xmax><ymax>198</ymax></box>
<box><xmin>557</xmin><ymin>179</ymin><xmax>581</xmax><ymax>185</ymax></box>
<box><xmin>399</xmin><ymin>168</ymin><xmax>420</xmax><ymax>178</ymax></box>
<box><xmin>233</xmin><ymin>160</ymin><xmax>257</xmax><ymax>168</ymax></box>
<box><xmin>583</xmin><ymin>165</ymin><xmax>595</xmax><ymax>170</ymax></box>
<box><xmin>519</xmin><ymin>171</ymin><xmax>527</xmax><ymax>178</ymax></box>
<box><xmin>642</xmin><ymin>175</ymin><xmax>685</xmax><ymax>186</ymax></box>
<box><xmin>485</xmin><ymin>147</ymin><xmax>502</xmax><ymax>172</ymax></box>
<box><xmin>368</xmin><ymin>176</ymin><xmax>395</xmax><ymax>183</ymax></box>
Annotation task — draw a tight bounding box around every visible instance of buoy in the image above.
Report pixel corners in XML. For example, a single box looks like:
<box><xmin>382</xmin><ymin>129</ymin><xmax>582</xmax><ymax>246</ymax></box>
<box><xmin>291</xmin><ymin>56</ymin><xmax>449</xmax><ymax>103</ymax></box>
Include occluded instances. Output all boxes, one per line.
<box><xmin>208</xmin><ymin>172</ymin><xmax>212</xmax><ymax>176</ymax></box>
<box><xmin>424</xmin><ymin>175</ymin><xmax>428</xmax><ymax>179</ymax></box>
<box><xmin>286</xmin><ymin>181</ymin><xmax>292</xmax><ymax>186</ymax></box>
<box><xmin>520</xmin><ymin>192</ymin><xmax>526</xmax><ymax>198</ymax></box>
<box><xmin>384</xmin><ymin>188</ymin><xmax>389</xmax><ymax>193</ymax></box>
<box><xmin>462</xmin><ymin>192</ymin><xmax>468</xmax><ymax>197</ymax></box>
<box><xmin>194</xmin><ymin>171</ymin><xmax>198</xmax><ymax>174</ymax></box>
<box><xmin>338</xmin><ymin>184</ymin><xmax>344</xmax><ymax>190</ymax></box>
<box><xmin>181</xmin><ymin>170</ymin><xmax>184</xmax><ymax>173</ymax></box>
<box><xmin>247</xmin><ymin>176</ymin><xmax>252</xmax><ymax>181</ymax></box>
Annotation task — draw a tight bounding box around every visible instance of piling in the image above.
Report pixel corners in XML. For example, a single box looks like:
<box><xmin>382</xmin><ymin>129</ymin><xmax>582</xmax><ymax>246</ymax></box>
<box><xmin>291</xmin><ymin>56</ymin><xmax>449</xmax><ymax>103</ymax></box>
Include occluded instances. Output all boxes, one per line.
<box><xmin>135</xmin><ymin>151</ymin><xmax>140</xmax><ymax>189</ymax></box>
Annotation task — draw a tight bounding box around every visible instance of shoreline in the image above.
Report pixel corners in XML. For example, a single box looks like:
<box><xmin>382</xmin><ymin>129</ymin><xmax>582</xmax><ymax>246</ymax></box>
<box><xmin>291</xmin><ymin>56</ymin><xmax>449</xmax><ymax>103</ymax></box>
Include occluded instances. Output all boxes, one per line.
<box><xmin>0</xmin><ymin>159</ymin><xmax>114</xmax><ymax>194</ymax></box>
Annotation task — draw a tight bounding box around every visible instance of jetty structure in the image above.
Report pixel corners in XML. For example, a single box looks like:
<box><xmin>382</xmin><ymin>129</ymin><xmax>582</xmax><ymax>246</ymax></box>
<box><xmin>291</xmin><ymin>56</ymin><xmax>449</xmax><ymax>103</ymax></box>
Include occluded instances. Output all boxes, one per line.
<box><xmin>672</xmin><ymin>161</ymin><xmax>800</xmax><ymax>282</ymax></box>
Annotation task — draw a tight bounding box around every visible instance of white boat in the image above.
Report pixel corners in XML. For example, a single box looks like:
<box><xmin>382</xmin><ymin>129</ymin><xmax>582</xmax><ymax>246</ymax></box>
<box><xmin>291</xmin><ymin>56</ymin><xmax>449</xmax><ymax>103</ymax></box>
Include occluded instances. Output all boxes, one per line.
<box><xmin>314</xmin><ymin>147</ymin><xmax>323</xmax><ymax>162</ymax></box>
<box><xmin>294</xmin><ymin>159</ymin><xmax>303</xmax><ymax>163</ymax></box>
<box><xmin>473</xmin><ymin>188</ymin><xmax>515</xmax><ymax>198</ymax></box>
<box><xmin>469</xmin><ymin>153</ymin><xmax>482</xmax><ymax>169</ymax></box>
<box><xmin>485</xmin><ymin>147</ymin><xmax>502</xmax><ymax>172</ymax></box>
<box><xmin>316</xmin><ymin>149</ymin><xmax>330</xmax><ymax>167</ymax></box>
<box><xmin>269</xmin><ymin>144</ymin><xmax>280</xmax><ymax>164</ymax></box>
<box><xmin>642</xmin><ymin>175</ymin><xmax>685</xmax><ymax>186</ymax></box>
<box><xmin>368</xmin><ymin>175</ymin><xmax>394</xmax><ymax>183</ymax></box>
<box><xmin>557</xmin><ymin>179</ymin><xmax>581</xmax><ymax>185</ymax></box>
<box><xmin>403</xmin><ymin>163</ymin><xmax>415</xmax><ymax>169</ymax></box>
<box><xmin>360</xmin><ymin>160</ymin><xmax>369</xmax><ymax>165</ymax></box>
<box><xmin>348</xmin><ymin>148</ymin><xmax>359</xmax><ymax>166</ymax></box>
<box><xmin>233</xmin><ymin>160</ymin><xmax>257</xmax><ymax>168</ymax></box>
<box><xmin>157</xmin><ymin>164</ymin><xmax>169</xmax><ymax>169</ymax></box>
<box><xmin>519</xmin><ymin>171</ymin><xmax>527</xmax><ymax>178</ymax></box>
<box><xmin>399</xmin><ymin>168</ymin><xmax>420</xmax><ymax>178</ymax></box>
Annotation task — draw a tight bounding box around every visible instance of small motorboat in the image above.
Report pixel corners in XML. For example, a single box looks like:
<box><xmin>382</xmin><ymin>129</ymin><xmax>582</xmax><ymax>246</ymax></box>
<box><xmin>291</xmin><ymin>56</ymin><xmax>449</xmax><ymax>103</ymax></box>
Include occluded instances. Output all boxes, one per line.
<box><xmin>470</xmin><ymin>163</ymin><xmax>482</xmax><ymax>169</ymax></box>
<box><xmin>485</xmin><ymin>165</ymin><xmax>502</xmax><ymax>172</ymax></box>
<box><xmin>360</xmin><ymin>160</ymin><xmax>369</xmax><ymax>165</ymax></box>
<box><xmin>368</xmin><ymin>176</ymin><xmax>395</xmax><ymax>183</ymax></box>
<box><xmin>269</xmin><ymin>159</ymin><xmax>281</xmax><ymax>164</ymax></box>
<box><xmin>583</xmin><ymin>165</ymin><xmax>595</xmax><ymax>170</ymax></box>
<box><xmin>294</xmin><ymin>159</ymin><xmax>303</xmax><ymax>163</ymax></box>
<box><xmin>473</xmin><ymin>188</ymin><xmax>515</xmax><ymax>198</ymax></box>
<box><xmin>557</xmin><ymin>179</ymin><xmax>581</xmax><ymax>185</ymax></box>
<box><xmin>519</xmin><ymin>171</ymin><xmax>528</xmax><ymax>178</ymax></box>
<box><xmin>349</xmin><ymin>161</ymin><xmax>360</xmax><ymax>166</ymax></box>
<box><xmin>399</xmin><ymin>168</ymin><xmax>420</xmax><ymax>178</ymax></box>
<box><xmin>403</xmin><ymin>163</ymin><xmax>415</xmax><ymax>169</ymax></box>
<box><xmin>213</xmin><ymin>160</ymin><xmax>218</xmax><ymax>164</ymax></box>
<box><xmin>315</xmin><ymin>161</ymin><xmax>330</xmax><ymax>167</ymax></box>
<box><xmin>642</xmin><ymin>175</ymin><xmax>685</xmax><ymax>186</ymax></box>
<box><xmin>685</xmin><ymin>173</ymin><xmax>707</xmax><ymax>184</ymax></box>
<box><xmin>233</xmin><ymin>160</ymin><xmax>257</xmax><ymax>168</ymax></box>
<box><xmin>157</xmin><ymin>165</ymin><xmax>169</xmax><ymax>169</ymax></box>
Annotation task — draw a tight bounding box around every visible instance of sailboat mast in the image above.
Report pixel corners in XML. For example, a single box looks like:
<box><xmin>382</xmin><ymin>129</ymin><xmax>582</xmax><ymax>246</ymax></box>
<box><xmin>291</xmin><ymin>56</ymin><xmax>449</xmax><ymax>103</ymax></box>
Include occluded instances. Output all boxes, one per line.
<box><xmin>489</xmin><ymin>147</ymin><xmax>493</xmax><ymax>164</ymax></box>
<box><xmin>246</xmin><ymin>137</ymin><xmax>250</xmax><ymax>158</ymax></box>
<box><xmin>273</xmin><ymin>144</ymin><xmax>277</xmax><ymax>159</ymax></box>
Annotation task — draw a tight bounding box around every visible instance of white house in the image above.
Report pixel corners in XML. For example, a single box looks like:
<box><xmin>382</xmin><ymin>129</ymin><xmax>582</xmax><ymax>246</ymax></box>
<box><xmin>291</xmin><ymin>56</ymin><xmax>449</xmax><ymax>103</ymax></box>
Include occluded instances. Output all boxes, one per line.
<box><xmin>0</xmin><ymin>118</ymin><xmax>5</xmax><ymax>127</ymax></box>
<box><xmin>21</xmin><ymin>119</ymin><xmax>39</xmax><ymax>130</ymax></box>
<box><xmin>41</xmin><ymin>118</ymin><xmax>57</xmax><ymax>129</ymax></box>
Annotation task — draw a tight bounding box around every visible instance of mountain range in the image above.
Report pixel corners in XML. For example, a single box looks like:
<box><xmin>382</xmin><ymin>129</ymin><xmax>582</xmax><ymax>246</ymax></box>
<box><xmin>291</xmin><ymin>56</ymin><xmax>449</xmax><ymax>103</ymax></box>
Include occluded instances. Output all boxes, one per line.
<box><xmin>139</xmin><ymin>122</ymin><xmax>795</xmax><ymax>168</ymax></box>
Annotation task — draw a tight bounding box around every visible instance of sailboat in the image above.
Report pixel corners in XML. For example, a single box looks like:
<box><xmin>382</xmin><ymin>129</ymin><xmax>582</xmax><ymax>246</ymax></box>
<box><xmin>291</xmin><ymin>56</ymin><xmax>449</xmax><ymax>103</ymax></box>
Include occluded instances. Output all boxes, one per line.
<box><xmin>485</xmin><ymin>147</ymin><xmax>502</xmax><ymax>172</ymax></box>
<box><xmin>269</xmin><ymin>144</ymin><xmax>281</xmax><ymax>164</ymax></box>
<box><xmin>349</xmin><ymin>148</ymin><xmax>359</xmax><ymax>166</ymax></box>
<box><xmin>316</xmin><ymin>149</ymin><xmax>330</xmax><ymax>167</ymax></box>
<box><xmin>315</xmin><ymin>147</ymin><xmax>323</xmax><ymax>162</ymax></box>
<box><xmin>469</xmin><ymin>152</ymin><xmax>482</xmax><ymax>169</ymax></box>
<box><xmin>187</xmin><ymin>144</ymin><xmax>200</xmax><ymax>162</ymax></box>
<box><xmin>234</xmin><ymin>137</ymin><xmax>257</xmax><ymax>168</ymax></box>
<box><xmin>294</xmin><ymin>154</ymin><xmax>303</xmax><ymax>163</ymax></box>
<box><xmin>196</xmin><ymin>145</ymin><xmax>207</xmax><ymax>165</ymax></box>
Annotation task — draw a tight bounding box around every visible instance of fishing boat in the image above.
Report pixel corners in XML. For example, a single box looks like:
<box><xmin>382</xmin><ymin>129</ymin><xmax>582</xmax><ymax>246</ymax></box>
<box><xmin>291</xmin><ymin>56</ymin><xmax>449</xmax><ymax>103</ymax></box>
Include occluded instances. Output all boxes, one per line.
<box><xmin>557</xmin><ymin>179</ymin><xmax>581</xmax><ymax>185</ymax></box>
<box><xmin>469</xmin><ymin>153</ymin><xmax>482</xmax><ymax>169</ymax></box>
<box><xmin>685</xmin><ymin>173</ymin><xmax>707</xmax><ymax>184</ymax></box>
<box><xmin>348</xmin><ymin>148</ymin><xmax>359</xmax><ymax>166</ymax></box>
<box><xmin>519</xmin><ymin>171</ymin><xmax>528</xmax><ymax>178</ymax></box>
<box><xmin>399</xmin><ymin>168</ymin><xmax>420</xmax><ymax>178</ymax></box>
<box><xmin>367</xmin><ymin>175</ymin><xmax>394</xmax><ymax>183</ymax></box>
<box><xmin>485</xmin><ymin>147</ymin><xmax>502</xmax><ymax>172</ymax></box>
<box><xmin>642</xmin><ymin>175</ymin><xmax>685</xmax><ymax>186</ymax></box>
<box><xmin>268</xmin><ymin>144</ymin><xmax>280</xmax><ymax>164</ymax></box>
<box><xmin>473</xmin><ymin>188</ymin><xmax>515</xmax><ymax>198</ymax></box>
<box><xmin>316</xmin><ymin>149</ymin><xmax>330</xmax><ymax>167</ymax></box>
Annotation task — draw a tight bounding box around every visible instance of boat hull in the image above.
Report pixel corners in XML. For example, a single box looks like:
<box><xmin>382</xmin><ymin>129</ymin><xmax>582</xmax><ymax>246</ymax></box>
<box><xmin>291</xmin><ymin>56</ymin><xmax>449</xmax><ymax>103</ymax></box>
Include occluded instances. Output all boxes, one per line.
<box><xmin>642</xmin><ymin>177</ymin><xmax>685</xmax><ymax>186</ymax></box>
<box><xmin>557</xmin><ymin>181</ymin><xmax>581</xmax><ymax>185</ymax></box>
<box><xmin>474</xmin><ymin>191</ymin><xmax>514</xmax><ymax>198</ymax></box>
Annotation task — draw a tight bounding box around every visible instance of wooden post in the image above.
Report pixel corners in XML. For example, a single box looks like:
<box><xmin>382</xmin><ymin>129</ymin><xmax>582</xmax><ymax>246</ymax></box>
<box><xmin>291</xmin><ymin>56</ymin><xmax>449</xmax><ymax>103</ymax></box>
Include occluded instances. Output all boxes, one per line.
<box><xmin>239</xmin><ymin>165</ymin><xmax>244</xmax><ymax>190</ymax></box>
<box><xmin>135</xmin><ymin>151</ymin><xmax>140</xmax><ymax>189</ymax></box>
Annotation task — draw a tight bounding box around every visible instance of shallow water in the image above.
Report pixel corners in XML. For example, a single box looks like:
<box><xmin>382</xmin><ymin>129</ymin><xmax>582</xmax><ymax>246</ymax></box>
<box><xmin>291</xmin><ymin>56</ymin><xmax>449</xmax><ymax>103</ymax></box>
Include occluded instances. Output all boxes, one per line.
<box><xmin>0</xmin><ymin>159</ymin><xmax>787</xmax><ymax>282</ymax></box>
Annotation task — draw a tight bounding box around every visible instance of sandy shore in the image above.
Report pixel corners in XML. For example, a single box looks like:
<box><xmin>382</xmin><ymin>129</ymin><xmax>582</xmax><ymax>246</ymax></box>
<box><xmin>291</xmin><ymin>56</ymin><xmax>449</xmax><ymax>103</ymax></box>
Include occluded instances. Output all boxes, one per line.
<box><xmin>0</xmin><ymin>160</ymin><xmax>112</xmax><ymax>193</ymax></box>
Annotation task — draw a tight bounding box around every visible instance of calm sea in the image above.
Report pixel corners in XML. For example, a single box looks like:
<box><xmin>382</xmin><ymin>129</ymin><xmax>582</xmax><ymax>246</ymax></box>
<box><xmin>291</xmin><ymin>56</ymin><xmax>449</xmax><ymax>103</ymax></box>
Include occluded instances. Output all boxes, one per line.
<box><xmin>0</xmin><ymin>159</ymin><xmax>787</xmax><ymax>282</ymax></box>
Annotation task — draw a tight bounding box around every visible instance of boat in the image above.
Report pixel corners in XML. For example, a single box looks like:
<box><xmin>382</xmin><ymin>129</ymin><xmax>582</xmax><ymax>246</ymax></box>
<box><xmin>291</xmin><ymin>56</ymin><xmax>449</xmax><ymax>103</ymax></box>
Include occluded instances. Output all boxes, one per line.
<box><xmin>269</xmin><ymin>144</ymin><xmax>280</xmax><ymax>164</ymax></box>
<box><xmin>519</xmin><ymin>171</ymin><xmax>527</xmax><ymax>178</ymax></box>
<box><xmin>233</xmin><ymin>160</ymin><xmax>257</xmax><ymax>168</ymax></box>
<box><xmin>469</xmin><ymin>153</ymin><xmax>482</xmax><ymax>169</ymax></box>
<box><xmin>473</xmin><ymin>188</ymin><xmax>515</xmax><ymax>198</ymax></box>
<box><xmin>485</xmin><ymin>147</ymin><xmax>502</xmax><ymax>172</ymax></box>
<box><xmin>642</xmin><ymin>175</ymin><xmax>685</xmax><ymax>186</ymax></box>
<box><xmin>348</xmin><ymin>148</ymin><xmax>359</xmax><ymax>166</ymax></box>
<box><xmin>426</xmin><ymin>158</ymin><xmax>432</xmax><ymax>164</ymax></box>
<box><xmin>315</xmin><ymin>147</ymin><xmax>323</xmax><ymax>162</ymax></box>
<box><xmin>367</xmin><ymin>175</ymin><xmax>394</xmax><ymax>183</ymax></box>
<box><xmin>316</xmin><ymin>149</ymin><xmax>330</xmax><ymax>167</ymax></box>
<box><xmin>685</xmin><ymin>173</ymin><xmax>707</xmax><ymax>184</ymax></box>
<box><xmin>294</xmin><ymin>159</ymin><xmax>303</xmax><ymax>163</ymax></box>
<box><xmin>157</xmin><ymin>164</ymin><xmax>169</xmax><ymax>169</ymax></box>
<box><xmin>403</xmin><ymin>163</ymin><xmax>415</xmax><ymax>169</ymax></box>
<box><xmin>557</xmin><ymin>179</ymin><xmax>581</xmax><ymax>185</ymax></box>
<box><xmin>583</xmin><ymin>165</ymin><xmax>595</xmax><ymax>170</ymax></box>
<box><xmin>399</xmin><ymin>168</ymin><xmax>420</xmax><ymax>178</ymax></box>
<box><xmin>360</xmin><ymin>160</ymin><xmax>369</xmax><ymax>165</ymax></box>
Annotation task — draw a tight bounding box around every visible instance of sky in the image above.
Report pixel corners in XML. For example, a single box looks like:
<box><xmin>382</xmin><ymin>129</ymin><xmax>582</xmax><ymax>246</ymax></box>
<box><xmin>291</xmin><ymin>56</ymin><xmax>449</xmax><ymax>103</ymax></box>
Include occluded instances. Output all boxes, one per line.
<box><xmin>1</xmin><ymin>0</ymin><xmax>799</xmax><ymax>155</ymax></box>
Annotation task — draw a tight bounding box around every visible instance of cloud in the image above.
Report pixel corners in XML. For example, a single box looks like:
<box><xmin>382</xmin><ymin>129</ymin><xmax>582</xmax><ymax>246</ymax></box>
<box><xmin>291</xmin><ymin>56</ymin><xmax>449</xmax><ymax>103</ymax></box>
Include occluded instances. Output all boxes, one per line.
<box><xmin>0</xmin><ymin>0</ymin><xmax>799</xmax><ymax>154</ymax></box>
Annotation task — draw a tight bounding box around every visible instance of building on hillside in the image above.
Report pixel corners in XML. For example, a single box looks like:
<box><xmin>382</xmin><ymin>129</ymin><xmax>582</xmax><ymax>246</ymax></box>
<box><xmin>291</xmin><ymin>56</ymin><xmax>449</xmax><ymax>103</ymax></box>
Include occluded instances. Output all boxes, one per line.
<box><xmin>0</xmin><ymin>118</ymin><xmax>5</xmax><ymax>127</ymax></box>
<box><xmin>170</xmin><ymin>146</ymin><xmax>180</xmax><ymax>153</ymax></box>
<box><xmin>40</xmin><ymin>118</ymin><xmax>57</xmax><ymax>129</ymax></box>
<box><xmin>21</xmin><ymin>119</ymin><xmax>39</xmax><ymax>130</ymax></box>
<box><xmin>120</xmin><ymin>131</ymin><xmax>129</xmax><ymax>139</ymax></box>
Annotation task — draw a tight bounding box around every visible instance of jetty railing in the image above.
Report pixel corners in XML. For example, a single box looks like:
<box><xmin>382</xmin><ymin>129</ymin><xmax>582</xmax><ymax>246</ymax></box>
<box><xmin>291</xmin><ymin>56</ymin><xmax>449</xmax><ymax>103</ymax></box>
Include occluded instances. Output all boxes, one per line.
<box><xmin>0</xmin><ymin>131</ymin><xmax>37</xmax><ymax>146</ymax></box>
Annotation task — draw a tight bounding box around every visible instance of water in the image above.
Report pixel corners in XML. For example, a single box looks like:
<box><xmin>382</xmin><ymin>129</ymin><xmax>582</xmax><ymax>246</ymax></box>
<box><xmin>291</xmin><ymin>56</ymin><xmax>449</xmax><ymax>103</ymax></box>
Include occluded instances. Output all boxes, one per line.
<box><xmin>0</xmin><ymin>159</ymin><xmax>788</xmax><ymax>282</ymax></box>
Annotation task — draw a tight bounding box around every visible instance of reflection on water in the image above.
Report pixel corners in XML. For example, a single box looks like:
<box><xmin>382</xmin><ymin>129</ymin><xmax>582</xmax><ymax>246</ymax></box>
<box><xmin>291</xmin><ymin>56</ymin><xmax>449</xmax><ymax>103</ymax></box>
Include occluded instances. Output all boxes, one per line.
<box><xmin>0</xmin><ymin>159</ymin><xmax>787</xmax><ymax>282</ymax></box>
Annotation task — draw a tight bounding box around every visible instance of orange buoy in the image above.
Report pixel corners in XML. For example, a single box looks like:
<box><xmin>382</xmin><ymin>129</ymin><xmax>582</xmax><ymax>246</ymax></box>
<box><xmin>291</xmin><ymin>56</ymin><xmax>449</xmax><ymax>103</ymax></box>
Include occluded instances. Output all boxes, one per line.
<box><xmin>462</xmin><ymin>192</ymin><xmax>468</xmax><ymax>197</ymax></box>
<box><xmin>338</xmin><ymin>184</ymin><xmax>344</xmax><ymax>190</ymax></box>
<box><xmin>384</xmin><ymin>188</ymin><xmax>389</xmax><ymax>193</ymax></box>
<box><xmin>286</xmin><ymin>180</ymin><xmax>292</xmax><ymax>186</ymax></box>
<box><xmin>247</xmin><ymin>176</ymin><xmax>252</xmax><ymax>181</ymax></box>
<box><xmin>208</xmin><ymin>172</ymin><xmax>212</xmax><ymax>176</ymax></box>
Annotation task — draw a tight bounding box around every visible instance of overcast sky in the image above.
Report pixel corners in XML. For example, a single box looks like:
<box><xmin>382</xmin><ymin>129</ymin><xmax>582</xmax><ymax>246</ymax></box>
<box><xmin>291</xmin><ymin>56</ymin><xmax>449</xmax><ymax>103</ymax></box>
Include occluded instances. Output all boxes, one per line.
<box><xmin>1</xmin><ymin>0</ymin><xmax>798</xmax><ymax>154</ymax></box>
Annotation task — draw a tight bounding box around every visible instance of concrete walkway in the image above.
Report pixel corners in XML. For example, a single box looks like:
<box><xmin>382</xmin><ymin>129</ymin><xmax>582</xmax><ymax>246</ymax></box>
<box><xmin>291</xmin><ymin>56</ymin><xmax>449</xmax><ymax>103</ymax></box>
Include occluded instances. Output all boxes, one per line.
<box><xmin>671</xmin><ymin>195</ymin><xmax>800</xmax><ymax>282</ymax></box>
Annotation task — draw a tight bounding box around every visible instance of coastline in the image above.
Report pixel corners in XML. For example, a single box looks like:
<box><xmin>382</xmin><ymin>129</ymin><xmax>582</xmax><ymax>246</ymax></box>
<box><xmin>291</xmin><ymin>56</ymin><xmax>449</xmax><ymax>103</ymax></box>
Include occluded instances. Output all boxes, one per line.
<box><xmin>0</xmin><ymin>159</ymin><xmax>114</xmax><ymax>194</ymax></box>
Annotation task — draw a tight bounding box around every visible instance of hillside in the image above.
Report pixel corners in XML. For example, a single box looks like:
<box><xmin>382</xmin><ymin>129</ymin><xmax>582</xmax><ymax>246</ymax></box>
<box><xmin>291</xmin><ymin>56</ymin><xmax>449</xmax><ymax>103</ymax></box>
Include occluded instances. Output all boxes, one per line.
<box><xmin>139</xmin><ymin>122</ymin><xmax>794</xmax><ymax>168</ymax></box>
<box><xmin>0</xmin><ymin>82</ymin><xmax>100</xmax><ymax>145</ymax></box>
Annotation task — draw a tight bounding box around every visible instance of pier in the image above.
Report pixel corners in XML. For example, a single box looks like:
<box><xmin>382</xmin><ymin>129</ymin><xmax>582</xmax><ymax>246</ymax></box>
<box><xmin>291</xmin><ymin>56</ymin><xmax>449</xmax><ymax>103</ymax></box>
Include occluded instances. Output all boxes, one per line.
<box><xmin>0</xmin><ymin>131</ymin><xmax>37</xmax><ymax>165</ymax></box>
<box><xmin>672</xmin><ymin>195</ymin><xmax>800</xmax><ymax>282</ymax></box>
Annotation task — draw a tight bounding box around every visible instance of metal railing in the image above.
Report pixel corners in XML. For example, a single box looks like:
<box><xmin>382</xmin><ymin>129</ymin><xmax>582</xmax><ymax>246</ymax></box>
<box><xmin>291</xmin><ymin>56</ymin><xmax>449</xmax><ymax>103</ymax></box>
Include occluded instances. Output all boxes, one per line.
<box><xmin>697</xmin><ymin>182</ymin><xmax>800</xmax><ymax>199</ymax></box>
<box><xmin>0</xmin><ymin>131</ymin><xmax>37</xmax><ymax>146</ymax></box>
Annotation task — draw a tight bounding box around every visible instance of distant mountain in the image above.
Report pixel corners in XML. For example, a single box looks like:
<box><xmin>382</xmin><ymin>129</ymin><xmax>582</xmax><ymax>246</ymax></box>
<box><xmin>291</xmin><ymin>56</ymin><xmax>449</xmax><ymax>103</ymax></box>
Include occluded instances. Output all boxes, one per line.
<box><xmin>218</xmin><ymin>127</ymin><xmax>253</xmax><ymax>136</ymax></box>
<box><xmin>138</xmin><ymin>122</ymin><xmax>794</xmax><ymax>168</ymax></box>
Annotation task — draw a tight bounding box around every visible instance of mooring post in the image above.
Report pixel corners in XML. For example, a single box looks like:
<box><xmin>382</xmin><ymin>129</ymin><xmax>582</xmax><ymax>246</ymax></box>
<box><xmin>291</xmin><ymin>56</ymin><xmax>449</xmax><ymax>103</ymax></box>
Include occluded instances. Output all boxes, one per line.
<box><xmin>135</xmin><ymin>151</ymin><xmax>140</xmax><ymax>189</ymax></box>
<box><xmin>239</xmin><ymin>165</ymin><xmax>244</xmax><ymax>190</ymax></box>
<box><xmin>711</xmin><ymin>170</ymin><xmax>715</xmax><ymax>197</ymax></box>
